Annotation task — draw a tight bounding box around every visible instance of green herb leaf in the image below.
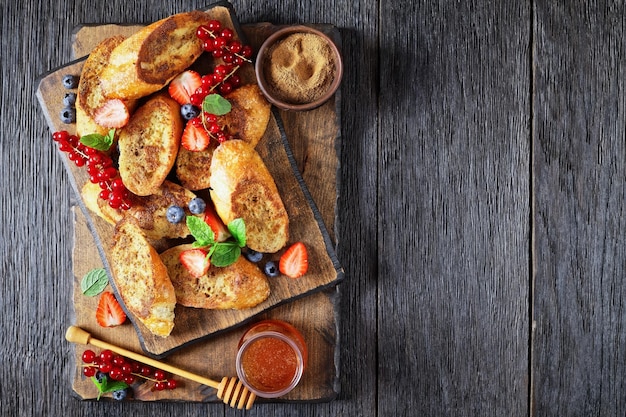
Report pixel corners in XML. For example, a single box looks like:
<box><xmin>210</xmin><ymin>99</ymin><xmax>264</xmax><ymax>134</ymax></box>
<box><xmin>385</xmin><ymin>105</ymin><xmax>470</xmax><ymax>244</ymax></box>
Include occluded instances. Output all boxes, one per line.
<box><xmin>90</xmin><ymin>376</ymin><xmax>129</xmax><ymax>400</ymax></box>
<box><xmin>186</xmin><ymin>216</ymin><xmax>215</xmax><ymax>246</ymax></box>
<box><xmin>202</xmin><ymin>94</ymin><xmax>231</xmax><ymax>116</ymax></box>
<box><xmin>227</xmin><ymin>218</ymin><xmax>246</xmax><ymax>247</ymax></box>
<box><xmin>210</xmin><ymin>242</ymin><xmax>241</xmax><ymax>267</ymax></box>
<box><xmin>79</xmin><ymin>129</ymin><xmax>115</xmax><ymax>151</ymax></box>
<box><xmin>80</xmin><ymin>268</ymin><xmax>109</xmax><ymax>296</ymax></box>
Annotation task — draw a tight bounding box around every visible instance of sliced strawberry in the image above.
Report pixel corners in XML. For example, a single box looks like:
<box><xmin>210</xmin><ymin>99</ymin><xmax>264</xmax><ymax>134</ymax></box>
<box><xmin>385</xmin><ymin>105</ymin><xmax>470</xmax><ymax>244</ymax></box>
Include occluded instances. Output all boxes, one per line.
<box><xmin>96</xmin><ymin>291</ymin><xmax>127</xmax><ymax>327</ymax></box>
<box><xmin>94</xmin><ymin>99</ymin><xmax>130</xmax><ymax>128</ymax></box>
<box><xmin>279</xmin><ymin>242</ymin><xmax>309</xmax><ymax>278</ymax></box>
<box><xmin>180</xmin><ymin>248</ymin><xmax>210</xmax><ymax>277</ymax></box>
<box><xmin>168</xmin><ymin>70</ymin><xmax>202</xmax><ymax>105</ymax></box>
<box><xmin>181</xmin><ymin>120</ymin><xmax>210</xmax><ymax>151</ymax></box>
<box><xmin>204</xmin><ymin>201</ymin><xmax>231</xmax><ymax>242</ymax></box>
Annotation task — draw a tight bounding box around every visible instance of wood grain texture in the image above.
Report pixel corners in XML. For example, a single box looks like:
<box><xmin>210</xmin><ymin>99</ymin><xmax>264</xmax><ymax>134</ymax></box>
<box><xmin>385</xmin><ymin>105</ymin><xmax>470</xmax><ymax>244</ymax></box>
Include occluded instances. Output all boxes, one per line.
<box><xmin>35</xmin><ymin>9</ymin><xmax>342</xmax><ymax>357</ymax></box>
<box><xmin>532</xmin><ymin>2</ymin><xmax>626</xmax><ymax>415</ymax></box>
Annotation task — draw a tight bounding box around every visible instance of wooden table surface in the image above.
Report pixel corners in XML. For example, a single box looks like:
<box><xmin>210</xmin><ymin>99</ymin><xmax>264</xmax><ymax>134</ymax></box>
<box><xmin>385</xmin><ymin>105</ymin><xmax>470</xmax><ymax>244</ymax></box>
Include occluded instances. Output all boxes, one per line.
<box><xmin>3</xmin><ymin>0</ymin><xmax>626</xmax><ymax>416</ymax></box>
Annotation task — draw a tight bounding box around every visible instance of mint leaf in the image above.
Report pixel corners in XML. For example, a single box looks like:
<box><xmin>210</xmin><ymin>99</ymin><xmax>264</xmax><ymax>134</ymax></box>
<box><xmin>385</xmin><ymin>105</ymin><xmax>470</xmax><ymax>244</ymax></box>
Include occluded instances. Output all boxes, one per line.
<box><xmin>80</xmin><ymin>129</ymin><xmax>115</xmax><ymax>151</ymax></box>
<box><xmin>227</xmin><ymin>218</ymin><xmax>246</xmax><ymax>247</ymax></box>
<box><xmin>90</xmin><ymin>376</ymin><xmax>128</xmax><ymax>400</ymax></box>
<box><xmin>203</xmin><ymin>94</ymin><xmax>231</xmax><ymax>116</ymax></box>
<box><xmin>187</xmin><ymin>216</ymin><xmax>215</xmax><ymax>246</ymax></box>
<box><xmin>210</xmin><ymin>242</ymin><xmax>241</xmax><ymax>267</ymax></box>
<box><xmin>80</xmin><ymin>268</ymin><xmax>109</xmax><ymax>296</ymax></box>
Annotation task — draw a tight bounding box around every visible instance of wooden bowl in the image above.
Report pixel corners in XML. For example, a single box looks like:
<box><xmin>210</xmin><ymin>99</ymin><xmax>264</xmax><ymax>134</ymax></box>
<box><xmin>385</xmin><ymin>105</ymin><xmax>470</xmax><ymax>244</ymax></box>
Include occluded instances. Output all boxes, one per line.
<box><xmin>255</xmin><ymin>25</ymin><xmax>343</xmax><ymax>111</ymax></box>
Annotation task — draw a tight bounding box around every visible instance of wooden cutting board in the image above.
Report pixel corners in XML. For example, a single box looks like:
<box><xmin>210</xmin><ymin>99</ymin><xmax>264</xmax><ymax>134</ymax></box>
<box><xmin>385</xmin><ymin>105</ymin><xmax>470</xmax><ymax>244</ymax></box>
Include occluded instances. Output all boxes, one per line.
<box><xmin>36</xmin><ymin>2</ymin><xmax>343</xmax><ymax>403</ymax></box>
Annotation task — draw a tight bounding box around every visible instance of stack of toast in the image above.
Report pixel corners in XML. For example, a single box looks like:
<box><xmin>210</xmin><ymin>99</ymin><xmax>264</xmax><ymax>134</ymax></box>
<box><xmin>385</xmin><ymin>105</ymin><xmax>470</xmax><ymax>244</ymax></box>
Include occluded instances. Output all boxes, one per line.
<box><xmin>75</xmin><ymin>10</ymin><xmax>289</xmax><ymax>338</ymax></box>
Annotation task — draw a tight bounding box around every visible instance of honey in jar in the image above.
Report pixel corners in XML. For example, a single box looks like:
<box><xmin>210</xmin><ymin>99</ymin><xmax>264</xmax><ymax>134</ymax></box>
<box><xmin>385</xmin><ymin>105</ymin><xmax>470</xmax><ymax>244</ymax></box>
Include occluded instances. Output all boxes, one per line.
<box><xmin>236</xmin><ymin>319</ymin><xmax>308</xmax><ymax>398</ymax></box>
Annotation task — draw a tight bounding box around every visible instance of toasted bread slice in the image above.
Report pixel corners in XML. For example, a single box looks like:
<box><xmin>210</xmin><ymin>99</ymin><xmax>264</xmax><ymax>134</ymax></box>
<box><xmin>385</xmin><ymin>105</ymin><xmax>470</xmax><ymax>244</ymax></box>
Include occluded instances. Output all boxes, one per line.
<box><xmin>220</xmin><ymin>84</ymin><xmax>271</xmax><ymax>147</ymax></box>
<box><xmin>81</xmin><ymin>182</ymin><xmax>124</xmax><ymax>225</ymax></box>
<box><xmin>110</xmin><ymin>218</ymin><xmax>176</xmax><ymax>337</ymax></box>
<box><xmin>209</xmin><ymin>140</ymin><xmax>289</xmax><ymax>253</ymax></box>
<box><xmin>76</xmin><ymin>36</ymin><xmax>135</xmax><ymax>137</ymax></box>
<box><xmin>100</xmin><ymin>11</ymin><xmax>210</xmax><ymax>100</ymax></box>
<box><xmin>160</xmin><ymin>244</ymin><xmax>270</xmax><ymax>309</ymax></box>
<box><xmin>117</xmin><ymin>93</ymin><xmax>182</xmax><ymax>196</ymax></box>
<box><xmin>175</xmin><ymin>141</ymin><xmax>219</xmax><ymax>191</ymax></box>
<box><xmin>124</xmin><ymin>180</ymin><xmax>197</xmax><ymax>240</ymax></box>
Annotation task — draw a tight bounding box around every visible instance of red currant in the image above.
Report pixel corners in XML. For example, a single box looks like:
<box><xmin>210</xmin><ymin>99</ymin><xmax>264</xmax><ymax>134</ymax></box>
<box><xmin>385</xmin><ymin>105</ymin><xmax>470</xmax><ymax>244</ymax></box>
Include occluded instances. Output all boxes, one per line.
<box><xmin>166</xmin><ymin>379</ymin><xmax>178</xmax><ymax>390</ymax></box>
<box><xmin>81</xmin><ymin>349</ymin><xmax>97</xmax><ymax>363</ymax></box>
<box><xmin>83</xmin><ymin>366</ymin><xmax>97</xmax><ymax>377</ymax></box>
<box><xmin>153</xmin><ymin>369</ymin><xmax>166</xmax><ymax>381</ymax></box>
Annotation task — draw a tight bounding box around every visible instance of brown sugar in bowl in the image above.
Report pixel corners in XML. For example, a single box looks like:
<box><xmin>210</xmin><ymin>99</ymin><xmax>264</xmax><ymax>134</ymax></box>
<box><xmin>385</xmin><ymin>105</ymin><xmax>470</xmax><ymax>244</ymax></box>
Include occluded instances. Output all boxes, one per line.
<box><xmin>255</xmin><ymin>25</ymin><xmax>343</xmax><ymax>111</ymax></box>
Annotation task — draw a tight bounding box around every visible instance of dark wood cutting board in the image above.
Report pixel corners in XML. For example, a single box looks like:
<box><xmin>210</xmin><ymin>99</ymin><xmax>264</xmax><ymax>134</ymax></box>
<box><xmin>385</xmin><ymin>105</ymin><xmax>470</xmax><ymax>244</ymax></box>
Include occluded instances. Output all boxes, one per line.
<box><xmin>36</xmin><ymin>3</ymin><xmax>343</xmax><ymax>358</ymax></box>
<box><xmin>35</xmin><ymin>2</ymin><xmax>343</xmax><ymax>403</ymax></box>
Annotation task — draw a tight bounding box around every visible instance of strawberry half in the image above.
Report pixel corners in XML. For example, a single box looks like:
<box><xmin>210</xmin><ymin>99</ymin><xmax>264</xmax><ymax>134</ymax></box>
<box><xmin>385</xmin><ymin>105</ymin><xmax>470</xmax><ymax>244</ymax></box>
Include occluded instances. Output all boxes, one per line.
<box><xmin>94</xmin><ymin>99</ymin><xmax>130</xmax><ymax>128</ymax></box>
<box><xmin>96</xmin><ymin>291</ymin><xmax>127</xmax><ymax>327</ymax></box>
<box><xmin>204</xmin><ymin>201</ymin><xmax>231</xmax><ymax>242</ymax></box>
<box><xmin>168</xmin><ymin>70</ymin><xmax>202</xmax><ymax>105</ymax></box>
<box><xmin>181</xmin><ymin>119</ymin><xmax>210</xmax><ymax>151</ymax></box>
<box><xmin>279</xmin><ymin>242</ymin><xmax>309</xmax><ymax>278</ymax></box>
<box><xmin>180</xmin><ymin>248</ymin><xmax>210</xmax><ymax>277</ymax></box>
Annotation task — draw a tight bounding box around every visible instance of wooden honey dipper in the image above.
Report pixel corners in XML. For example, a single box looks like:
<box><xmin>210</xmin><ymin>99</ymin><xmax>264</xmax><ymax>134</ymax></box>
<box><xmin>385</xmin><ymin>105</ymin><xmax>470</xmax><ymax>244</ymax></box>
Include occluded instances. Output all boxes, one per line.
<box><xmin>65</xmin><ymin>326</ymin><xmax>256</xmax><ymax>409</ymax></box>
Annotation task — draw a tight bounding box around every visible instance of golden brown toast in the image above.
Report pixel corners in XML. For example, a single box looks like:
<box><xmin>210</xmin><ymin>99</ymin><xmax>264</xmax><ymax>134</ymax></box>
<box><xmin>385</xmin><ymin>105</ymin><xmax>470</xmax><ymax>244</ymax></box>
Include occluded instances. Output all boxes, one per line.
<box><xmin>175</xmin><ymin>85</ymin><xmax>272</xmax><ymax>190</ymax></box>
<box><xmin>219</xmin><ymin>84</ymin><xmax>271</xmax><ymax>148</ymax></box>
<box><xmin>81</xmin><ymin>182</ymin><xmax>124</xmax><ymax>225</ymax></box>
<box><xmin>160</xmin><ymin>244</ymin><xmax>270</xmax><ymax>309</ymax></box>
<box><xmin>174</xmin><ymin>141</ymin><xmax>219</xmax><ymax>191</ymax></box>
<box><xmin>209</xmin><ymin>140</ymin><xmax>289</xmax><ymax>253</ymax></box>
<box><xmin>124</xmin><ymin>180</ymin><xmax>198</xmax><ymax>240</ymax></box>
<box><xmin>109</xmin><ymin>218</ymin><xmax>176</xmax><ymax>337</ymax></box>
<box><xmin>75</xmin><ymin>35</ymin><xmax>134</xmax><ymax>137</ymax></box>
<box><xmin>99</xmin><ymin>11</ymin><xmax>210</xmax><ymax>100</ymax></box>
<box><xmin>117</xmin><ymin>93</ymin><xmax>182</xmax><ymax>196</ymax></box>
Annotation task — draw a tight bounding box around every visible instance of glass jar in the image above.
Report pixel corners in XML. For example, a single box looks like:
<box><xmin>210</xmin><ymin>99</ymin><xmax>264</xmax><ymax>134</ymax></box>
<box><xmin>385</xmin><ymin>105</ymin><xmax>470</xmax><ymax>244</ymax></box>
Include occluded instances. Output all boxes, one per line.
<box><xmin>236</xmin><ymin>319</ymin><xmax>308</xmax><ymax>398</ymax></box>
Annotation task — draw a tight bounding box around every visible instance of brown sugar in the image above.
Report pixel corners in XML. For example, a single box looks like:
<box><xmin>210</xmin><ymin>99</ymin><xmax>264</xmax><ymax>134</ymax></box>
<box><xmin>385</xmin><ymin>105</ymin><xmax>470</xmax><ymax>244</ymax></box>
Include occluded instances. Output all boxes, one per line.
<box><xmin>264</xmin><ymin>32</ymin><xmax>336</xmax><ymax>104</ymax></box>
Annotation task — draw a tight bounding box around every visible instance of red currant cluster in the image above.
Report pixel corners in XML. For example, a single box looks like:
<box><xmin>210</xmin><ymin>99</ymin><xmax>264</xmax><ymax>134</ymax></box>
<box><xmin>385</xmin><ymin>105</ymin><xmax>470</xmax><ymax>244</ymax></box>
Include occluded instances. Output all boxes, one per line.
<box><xmin>52</xmin><ymin>130</ymin><xmax>132</xmax><ymax>210</ymax></box>
<box><xmin>192</xmin><ymin>21</ymin><xmax>253</xmax><ymax>144</ymax></box>
<box><xmin>81</xmin><ymin>349</ymin><xmax>178</xmax><ymax>391</ymax></box>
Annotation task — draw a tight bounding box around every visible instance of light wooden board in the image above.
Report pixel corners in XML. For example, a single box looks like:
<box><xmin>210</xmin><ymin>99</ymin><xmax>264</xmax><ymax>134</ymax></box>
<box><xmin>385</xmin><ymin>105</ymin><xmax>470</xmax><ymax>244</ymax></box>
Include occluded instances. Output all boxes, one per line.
<box><xmin>35</xmin><ymin>3</ymin><xmax>343</xmax><ymax>403</ymax></box>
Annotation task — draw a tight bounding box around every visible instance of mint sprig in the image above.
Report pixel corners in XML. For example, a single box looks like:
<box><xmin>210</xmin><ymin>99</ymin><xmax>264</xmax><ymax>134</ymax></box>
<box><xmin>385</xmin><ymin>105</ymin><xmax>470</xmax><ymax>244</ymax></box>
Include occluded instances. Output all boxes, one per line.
<box><xmin>80</xmin><ymin>268</ymin><xmax>109</xmax><ymax>296</ymax></box>
<box><xmin>186</xmin><ymin>216</ymin><xmax>246</xmax><ymax>267</ymax></box>
<box><xmin>90</xmin><ymin>376</ymin><xmax>129</xmax><ymax>400</ymax></box>
<box><xmin>202</xmin><ymin>94</ymin><xmax>231</xmax><ymax>116</ymax></box>
<box><xmin>80</xmin><ymin>129</ymin><xmax>115</xmax><ymax>151</ymax></box>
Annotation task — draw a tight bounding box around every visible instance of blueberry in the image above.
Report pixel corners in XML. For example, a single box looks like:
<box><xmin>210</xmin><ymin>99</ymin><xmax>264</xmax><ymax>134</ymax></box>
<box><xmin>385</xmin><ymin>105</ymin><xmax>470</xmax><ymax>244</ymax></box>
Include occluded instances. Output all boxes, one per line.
<box><xmin>180</xmin><ymin>104</ymin><xmax>200</xmax><ymax>121</ymax></box>
<box><xmin>263</xmin><ymin>261</ymin><xmax>279</xmax><ymax>277</ymax></box>
<box><xmin>62</xmin><ymin>74</ymin><xmax>79</xmax><ymax>89</ymax></box>
<box><xmin>112</xmin><ymin>388</ymin><xmax>129</xmax><ymax>401</ymax></box>
<box><xmin>166</xmin><ymin>205</ymin><xmax>185</xmax><ymax>223</ymax></box>
<box><xmin>94</xmin><ymin>371</ymin><xmax>107</xmax><ymax>383</ymax></box>
<box><xmin>244</xmin><ymin>249</ymin><xmax>263</xmax><ymax>263</ymax></box>
<box><xmin>188</xmin><ymin>197</ymin><xmax>206</xmax><ymax>215</ymax></box>
<box><xmin>63</xmin><ymin>92</ymin><xmax>77</xmax><ymax>107</ymax></box>
<box><xmin>60</xmin><ymin>107</ymin><xmax>76</xmax><ymax>124</ymax></box>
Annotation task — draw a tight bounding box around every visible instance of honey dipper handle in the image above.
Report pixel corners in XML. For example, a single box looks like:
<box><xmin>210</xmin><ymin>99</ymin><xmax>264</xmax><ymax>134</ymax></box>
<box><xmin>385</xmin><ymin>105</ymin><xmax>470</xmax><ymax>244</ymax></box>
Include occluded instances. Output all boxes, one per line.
<box><xmin>65</xmin><ymin>326</ymin><xmax>221</xmax><ymax>389</ymax></box>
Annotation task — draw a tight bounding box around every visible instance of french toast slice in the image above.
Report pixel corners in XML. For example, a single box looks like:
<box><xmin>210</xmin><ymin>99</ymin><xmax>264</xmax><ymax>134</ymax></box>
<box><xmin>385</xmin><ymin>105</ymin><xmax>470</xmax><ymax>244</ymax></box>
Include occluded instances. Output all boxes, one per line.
<box><xmin>110</xmin><ymin>218</ymin><xmax>176</xmax><ymax>337</ymax></box>
<box><xmin>99</xmin><ymin>11</ymin><xmax>210</xmax><ymax>100</ymax></box>
<box><xmin>160</xmin><ymin>244</ymin><xmax>270</xmax><ymax>309</ymax></box>
<box><xmin>124</xmin><ymin>180</ymin><xmax>198</xmax><ymax>240</ymax></box>
<box><xmin>209</xmin><ymin>140</ymin><xmax>289</xmax><ymax>253</ymax></box>
<box><xmin>175</xmin><ymin>84</ymin><xmax>272</xmax><ymax>190</ymax></box>
<box><xmin>76</xmin><ymin>35</ymin><xmax>135</xmax><ymax>137</ymax></box>
<box><xmin>219</xmin><ymin>84</ymin><xmax>271</xmax><ymax>148</ymax></box>
<box><xmin>117</xmin><ymin>93</ymin><xmax>182</xmax><ymax>196</ymax></box>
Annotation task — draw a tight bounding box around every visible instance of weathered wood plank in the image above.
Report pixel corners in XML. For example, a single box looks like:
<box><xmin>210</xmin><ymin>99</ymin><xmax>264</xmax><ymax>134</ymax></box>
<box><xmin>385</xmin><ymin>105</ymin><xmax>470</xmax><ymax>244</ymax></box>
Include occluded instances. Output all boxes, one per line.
<box><xmin>377</xmin><ymin>1</ymin><xmax>531</xmax><ymax>415</ymax></box>
<box><xmin>532</xmin><ymin>2</ymin><xmax>626</xmax><ymax>415</ymax></box>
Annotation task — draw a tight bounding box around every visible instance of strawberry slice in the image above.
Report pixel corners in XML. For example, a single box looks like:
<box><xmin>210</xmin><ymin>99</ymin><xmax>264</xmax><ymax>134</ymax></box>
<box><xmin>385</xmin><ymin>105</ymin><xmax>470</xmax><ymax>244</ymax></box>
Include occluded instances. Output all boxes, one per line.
<box><xmin>181</xmin><ymin>119</ymin><xmax>210</xmax><ymax>151</ymax></box>
<box><xmin>96</xmin><ymin>291</ymin><xmax>127</xmax><ymax>327</ymax></box>
<box><xmin>180</xmin><ymin>248</ymin><xmax>210</xmax><ymax>277</ymax></box>
<box><xmin>204</xmin><ymin>201</ymin><xmax>231</xmax><ymax>242</ymax></box>
<box><xmin>168</xmin><ymin>70</ymin><xmax>202</xmax><ymax>105</ymax></box>
<box><xmin>279</xmin><ymin>242</ymin><xmax>309</xmax><ymax>278</ymax></box>
<box><xmin>94</xmin><ymin>99</ymin><xmax>130</xmax><ymax>128</ymax></box>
